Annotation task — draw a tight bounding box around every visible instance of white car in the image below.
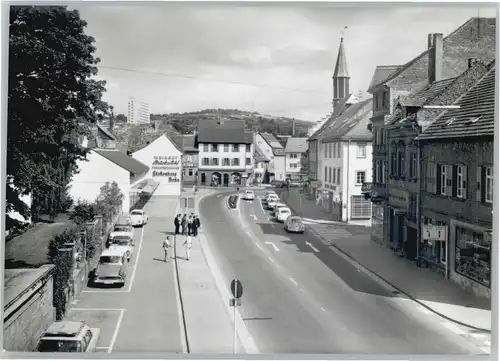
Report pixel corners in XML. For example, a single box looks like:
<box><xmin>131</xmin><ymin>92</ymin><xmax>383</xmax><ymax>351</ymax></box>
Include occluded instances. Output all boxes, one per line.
<box><xmin>130</xmin><ymin>209</ymin><xmax>148</xmax><ymax>227</ymax></box>
<box><xmin>37</xmin><ymin>321</ymin><xmax>100</xmax><ymax>352</ymax></box>
<box><xmin>111</xmin><ymin>224</ymin><xmax>133</xmax><ymax>238</ymax></box>
<box><xmin>264</xmin><ymin>192</ymin><xmax>277</xmax><ymax>203</ymax></box>
<box><xmin>276</xmin><ymin>207</ymin><xmax>292</xmax><ymax>222</ymax></box>
<box><xmin>243</xmin><ymin>190</ymin><xmax>255</xmax><ymax>200</ymax></box>
<box><xmin>272</xmin><ymin>202</ymin><xmax>288</xmax><ymax>216</ymax></box>
<box><xmin>94</xmin><ymin>249</ymin><xmax>127</xmax><ymax>286</ymax></box>
<box><xmin>266</xmin><ymin>194</ymin><xmax>279</xmax><ymax>206</ymax></box>
<box><xmin>284</xmin><ymin>216</ymin><xmax>305</xmax><ymax>233</ymax></box>
<box><xmin>108</xmin><ymin>233</ymin><xmax>134</xmax><ymax>262</ymax></box>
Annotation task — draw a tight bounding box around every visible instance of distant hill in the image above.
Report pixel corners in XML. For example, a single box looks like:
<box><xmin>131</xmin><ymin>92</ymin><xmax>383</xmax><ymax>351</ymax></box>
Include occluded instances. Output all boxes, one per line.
<box><xmin>105</xmin><ymin>108</ymin><xmax>315</xmax><ymax>153</ymax></box>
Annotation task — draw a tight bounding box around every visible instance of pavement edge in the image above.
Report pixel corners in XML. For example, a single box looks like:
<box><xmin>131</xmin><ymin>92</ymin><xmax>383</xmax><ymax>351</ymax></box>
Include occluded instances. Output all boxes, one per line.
<box><xmin>282</xmin><ymin>191</ymin><xmax>490</xmax><ymax>333</ymax></box>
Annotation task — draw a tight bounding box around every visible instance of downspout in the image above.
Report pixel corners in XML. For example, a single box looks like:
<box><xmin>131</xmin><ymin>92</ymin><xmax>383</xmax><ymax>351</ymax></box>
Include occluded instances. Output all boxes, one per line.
<box><xmin>346</xmin><ymin>138</ymin><xmax>351</xmax><ymax>223</ymax></box>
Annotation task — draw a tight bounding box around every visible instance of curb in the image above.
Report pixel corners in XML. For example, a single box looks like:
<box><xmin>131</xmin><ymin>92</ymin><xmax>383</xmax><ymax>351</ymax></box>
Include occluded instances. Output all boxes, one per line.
<box><xmin>282</xmin><ymin>192</ymin><xmax>491</xmax><ymax>333</ymax></box>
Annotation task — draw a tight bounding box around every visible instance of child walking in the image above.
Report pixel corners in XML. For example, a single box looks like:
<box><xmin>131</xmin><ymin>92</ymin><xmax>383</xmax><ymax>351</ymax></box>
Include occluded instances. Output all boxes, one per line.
<box><xmin>183</xmin><ymin>235</ymin><xmax>193</xmax><ymax>261</ymax></box>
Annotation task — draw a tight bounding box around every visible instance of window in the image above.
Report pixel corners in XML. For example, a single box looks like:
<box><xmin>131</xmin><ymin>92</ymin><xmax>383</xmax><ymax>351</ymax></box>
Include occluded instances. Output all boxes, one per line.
<box><xmin>456</xmin><ymin>165</ymin><xmax>466</xmax><ymax>199</ymax></box>
<box><xmin>410</xmin><ymin>152</ymin><xmax>417</xmax><ymax>179</ymax></box>
<box><xmin>188</xmin><ymin>169</ymin><xmax>193</xmax><ymax>176</ymax></box>
<box><xmin>338</xmin><ymin>143</ymin><xmax>341</xmax><ymax>158</ymax></box>
<box><xmin>382</xmin><ymin>161</ymin><xmax>386</xmax><ymax>184</ymax></box>
<box><xmin>455</xmin><ymin>226</ymin><xmax>491</xmax><ymax>287</ymax></box>
<box><xmin>333</xmin><ymin>167</ymin><xmax>336</xmax><ymax>183</ymax></box>
<box><xmin>202</xmin><ymin>157</ymin><xmax>209</xmax><ymax>166</ymax></box>
<box><xmin>329</xmin><ymin>143</ymin><xmax>332</xmax><ymax>158</ymax></box>
<box><xmin>212</xmin><ymin>144</ymin><xmax>219</xmax><ymax>152</ymax></box>
<box><xmin>356</xmin><ymin>171</ymin><xmax>366</xmax><ymax>184</ymax></box>
<box><xmin>246</xmin><ymin>144</ymin><xmax>251</xmax><ymax>152</ymax></box>
<box><xmin>233</xmin><ymin>144</ymin><xmax>239</xmax><ymax>152</ymax></box>
<box><xmin>203</xmin><ymin>144</ymin><xmax>209</xmax><ymax>152</ymax></box>
<box><xmin>486</xmin><ymin>167</ymin><xmax>493</xmax><ymax>203</ymax></box>
<box><xmin>246</xmin><ymin>157</ymin><xmax>251</xmax><ymax>165</ymax></box>
<box><xmin>232</xmin><ymin>158</ymin><xmax>240</xmax><ymax>166</ymax></box>
<box><xmin>374</xmin><ymin>93</ymin><xmax>378</xmax><ymax>109</ymax></box>
<box><xmin>333</xmin><ymin>143</ymin><xmax>337</xmax><ymax>158</ymax></box>
<box><xmin>357</xmin><ymin>144</ymin><xmax>366</xmax><ymax>158</ymax></box>
<box><xmin>324</xmin><ymin>143</ymin><xmax>328</xmax><ymax>158</ymax></box>
<box><xmin>223</xmin><ymin>158</ymin><xmax>230</xmax><ymax>166</ymax></box>
<box><xmin>440</xmin><ymin>165</ymin><xmax>447</xmax><ymax>195</ymax></box>
<box><xmin>351</xmin><ymin>195</ymin><xmax>372</xmax><ymax>219</ymax></box>
<box><xmin>328</xmin><ymin>167</ymin><xmax>332</xmax><ymax>183</ymax></box>
<box><xmin>337</xmin><ymin>168</ymin><xmax>341</xmax><ymax>185</ymax></box>
<box><xmin>324</xmin><ymin>166</ymin><xmax>328</xmax><ymax>181</ymax></box>
<box><xmin>222</xmin><ymin>144</ymin><xmax>228</xmax><ymax>152</ymax></box>
<box><xmin>439</xmin><ymin>240</ymin><xmax>446</xmax><ymax>264</ymax></box>
<box><xmin>391</xmin><ymin>151</ymin><xmax>397</xmax><ymax>177</ymax></box>
<box><xmin>211</xmin><ymin>158</ymin><xmax>218</xmax><ymax>166</ymax></box>
<box><xmin>375</xmin><ymin>161</ymin><xmax>380</xmax><ymax>183</ymax></box>
<box><xmin>398</xmin><ymin>149</ymin><xmax>405</xmax><ymax>178</ymax></box>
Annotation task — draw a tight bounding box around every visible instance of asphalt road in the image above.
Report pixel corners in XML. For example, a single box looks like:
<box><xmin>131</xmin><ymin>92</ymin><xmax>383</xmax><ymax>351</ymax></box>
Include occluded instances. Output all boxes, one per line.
<box><xmin>67</xmin><ymin>196</ymin><xmax>183</xmax><ymax>354</ymax></box>
<box><xmin>199</xmin><ymin>190</ymin><xmax>485</xmax><ymax>355</ymax></box>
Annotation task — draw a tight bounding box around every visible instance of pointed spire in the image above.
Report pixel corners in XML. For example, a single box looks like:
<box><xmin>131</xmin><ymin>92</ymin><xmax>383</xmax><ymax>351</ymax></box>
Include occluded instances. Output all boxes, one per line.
<box><xmin>333</xmin><ymin>37</ymin><xmax>349</xmax><ymax>78</ymax></box>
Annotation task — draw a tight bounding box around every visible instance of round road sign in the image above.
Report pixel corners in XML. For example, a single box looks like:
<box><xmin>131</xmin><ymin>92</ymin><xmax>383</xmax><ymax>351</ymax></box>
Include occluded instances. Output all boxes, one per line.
<box><xmin>230</xmin><ymin>279</ymin><xmax>243</xmax><ymax>299</ymax></box>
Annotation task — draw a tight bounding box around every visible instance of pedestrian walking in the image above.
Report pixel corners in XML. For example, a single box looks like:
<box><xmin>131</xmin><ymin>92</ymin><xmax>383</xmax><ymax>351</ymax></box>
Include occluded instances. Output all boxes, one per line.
<box><xmin>162</xmin><ymin>236</ymin><xmax>171</xmax><ymax>262</ymax></box>
<box><xmin>183</xmin><ymin>235</ymin><xmax>193</xmax><ymax>260</ymax></box>
<box><xmin>174</xmin><ymin>214</ymin><xmax>181</xmax><ymax>235</ymax></box>
<box><xmin>181</xmin><ymin>214</ymin><xmax>187</xmax><ymax>235</ymax></box>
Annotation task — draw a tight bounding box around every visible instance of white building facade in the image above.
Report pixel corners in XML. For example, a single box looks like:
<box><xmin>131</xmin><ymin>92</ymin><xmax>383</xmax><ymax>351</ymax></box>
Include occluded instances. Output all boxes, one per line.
<box><xmin>127</xmin><ymin>98</ymin><xmax>151</xmax><ymax>124</ymax></box>
<box><xmin>255</xmin><ymin>133</ymin><xmax>286</xmax><ymax>181</ymax></box>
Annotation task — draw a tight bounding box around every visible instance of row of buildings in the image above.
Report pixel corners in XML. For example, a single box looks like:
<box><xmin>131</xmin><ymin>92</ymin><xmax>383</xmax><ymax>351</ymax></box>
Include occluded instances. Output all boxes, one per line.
<box><xmin>305</xmin><ymin>17</ymin><xmax>495</xmax><ymax>298</ymax></box>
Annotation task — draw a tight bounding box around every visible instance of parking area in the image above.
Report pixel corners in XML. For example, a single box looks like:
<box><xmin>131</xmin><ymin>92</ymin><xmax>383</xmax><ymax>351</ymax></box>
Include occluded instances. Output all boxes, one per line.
<box><xmin>66</xmin><ymin>308</ymin><xmax>125</xmax><ymax>353</ymax></box>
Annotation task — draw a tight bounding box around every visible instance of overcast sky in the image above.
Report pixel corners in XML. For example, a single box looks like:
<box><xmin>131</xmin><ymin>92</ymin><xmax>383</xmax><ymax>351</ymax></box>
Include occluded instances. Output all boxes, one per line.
<box><xmin>72</xmin><ymin>3</ymin><xmax>496</xmax><ymax>122</ymax></box>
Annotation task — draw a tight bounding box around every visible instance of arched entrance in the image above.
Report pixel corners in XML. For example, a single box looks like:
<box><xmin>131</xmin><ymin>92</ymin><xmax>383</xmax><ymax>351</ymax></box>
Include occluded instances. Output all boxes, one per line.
<box><xmin>211</xmin><ymin>172</ymin><xmax>221</xmax><ymax>186</ymax></box>
<box><xmin>201</xmin><ymin>173</ymin><xmax>206</xmax><ymax>185</ymax></box>
<box><xmin>223</xmin><ymin>174</ymin><xmax>229</xmax><ymax>187</ymax></box>
<box><xmin>231</xmin><ymin>172</ymin><xmax>241</xmax><ymax>185</ymax></box>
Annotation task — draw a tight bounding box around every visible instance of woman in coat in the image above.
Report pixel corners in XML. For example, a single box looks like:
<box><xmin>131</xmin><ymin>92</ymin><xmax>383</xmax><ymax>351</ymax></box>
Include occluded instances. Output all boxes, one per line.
<box><xmin>181</xmin><ymin>214</ymin><xmax>187</xmax><ymax>235</ymax></box>
<box><xmin>174</xmin><ymin>214</ymin><xmax>181</xmax><ymax>235</ymax></box>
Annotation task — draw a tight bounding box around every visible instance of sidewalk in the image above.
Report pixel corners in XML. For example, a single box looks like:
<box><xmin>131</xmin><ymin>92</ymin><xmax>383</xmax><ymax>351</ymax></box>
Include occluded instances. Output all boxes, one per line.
<box><xmin>174</xmin><ymin>189</ymin><xmax>246</xmax><ymax>353</ymax></box>
<box><xmin>281</xmin><ymin>189</ymin><xmax>491</xmax><ymax>332</ymax></box>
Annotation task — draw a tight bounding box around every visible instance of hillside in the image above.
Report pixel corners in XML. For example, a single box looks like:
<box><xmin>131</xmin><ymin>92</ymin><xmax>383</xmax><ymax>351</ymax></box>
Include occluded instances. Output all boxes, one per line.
<box><xmin>106</xmin><ymin>108</ymin><xmax>314</xmax><ymax>152</ymax></box>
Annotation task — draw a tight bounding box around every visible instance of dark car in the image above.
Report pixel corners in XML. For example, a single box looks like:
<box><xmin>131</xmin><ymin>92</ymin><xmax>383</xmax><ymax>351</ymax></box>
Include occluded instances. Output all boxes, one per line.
<box><xmin>271</xmin><ymin>180</ymin><xmax>286</xmax><ymax>188</ymax></box>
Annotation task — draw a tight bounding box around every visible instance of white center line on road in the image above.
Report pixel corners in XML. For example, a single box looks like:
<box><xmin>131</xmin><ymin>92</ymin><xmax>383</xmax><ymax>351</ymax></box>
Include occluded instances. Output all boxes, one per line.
<box><xmin>268</xmin><ymin>256</ymin><xmax>275</xmax><ymax>263</ymax></box>
<box><xmin>265</xmin><ymin>241</ymin><xmax>279</xmax><ymax>252</ymax></box>
<box><xmin>321</xmin><ymin>307</ymin><xmax>327</xmax><ymax>312</ymax></box>
<box><xmin>256</xmin><ymin>243</ymin><xmax>263</xmax><ymax>251</ymax></box>
<box><xmin>305</xmin><ymin>241</ymin><xmax>320</xmax><ymax>253</ymax></box>
<box><xmin>441</xmin><ymin>321</ymin><xmax>466</xmax><ymax>335</ymax></box>
<box><xmin>289</xmin><ymin>277</ymin><xmax>298</xmax><ymax>286</ymax></box>
<box><xmin>108</xmin><ymin>309</ymin><xmax>125</xmax><ymax>353</ymax></box>
<box><xmin>126</xmin><ymin>226</ymin><xmax>145</xmax><ymax>292</ymax></box>
<box><xmin>250</xmin><ymin>214</ymin><xmax>257</xmax><ymax>220</ymax></box>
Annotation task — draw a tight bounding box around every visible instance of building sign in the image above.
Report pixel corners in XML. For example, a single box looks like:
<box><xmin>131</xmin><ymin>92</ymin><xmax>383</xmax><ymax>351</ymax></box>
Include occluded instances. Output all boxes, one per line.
<box><xmin>388</xmin><ymin>189</ymin><xmax>409</xmax><ymax>210</ymax></box>
<box><xmin>152</xmin><ymin>156</ymin><xmax>180</xmax><ymax>167</ymax></box>
<box><xmin>422</xmin><ymin>225</ymin><xmax>447</xmax><ymax>241</ymax></box>
<box><xmin>361</xmin><ymin>182</ymin><xmax>373</xmax><ymax>194</ymax></box>
<box><xmin>152</xmin><ymin>156</ymin><xmax>180</xmax><ymax>182</ymax></box>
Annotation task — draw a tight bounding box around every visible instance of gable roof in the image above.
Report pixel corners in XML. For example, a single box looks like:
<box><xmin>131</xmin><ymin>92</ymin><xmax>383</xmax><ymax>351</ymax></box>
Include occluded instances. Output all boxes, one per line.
<box><xmin>368</xmin><ymin>18</ymin><xmax>496</xmax><ymax>93</ymax></box>
<box><xmin>182</xmin><ymin>134</ymin><xmax>198</xmax><ymax>152</ymax></box>
<box><xmin>94</xmin><ymin>149</ymin><xmax>149</xmax><ymax>175</ymax></box>
<box><xmin>368</xmin><ymin>65</ymin><xmax>402</xmax><ymax>90</ymax></box>
<box><xmin>399</xmin><ymin>77</ymin><xmax>457</xmax><ymax>107</ymax></box>
<box><xmin>321</xmin><ymin>98</ymin><xmax>373</xmax><ymax>142</ymax></box>
<box><xmin>284</xmin><ymin>137</ymin><xmax>309</xmax><ymax>153</ymax></box>
<box><xmin>259</xmin><ymin>132</ymin><xmax>283</xmax><ymax>149</ymax></box>
<box><xmin>198</xmin><ymin>119</ymin><xmax>250</xmax><ymax>144</ymax></box>
<box><xmin>416</xmin><ymin>66</ymin><xmax>495</xmax><ymax>141</ymax></box>
<box><xmin>254</xmin><ymin>147</ymin><xmax>269</xmax><ymax>162</ymax></box>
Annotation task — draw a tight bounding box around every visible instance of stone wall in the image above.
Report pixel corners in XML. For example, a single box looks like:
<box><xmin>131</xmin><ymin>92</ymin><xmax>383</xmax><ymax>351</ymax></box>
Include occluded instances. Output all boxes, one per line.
<box><xmin>3</xmin><ymin>265</ymin><xmax>56</xmax><ymax>351</ymax></box>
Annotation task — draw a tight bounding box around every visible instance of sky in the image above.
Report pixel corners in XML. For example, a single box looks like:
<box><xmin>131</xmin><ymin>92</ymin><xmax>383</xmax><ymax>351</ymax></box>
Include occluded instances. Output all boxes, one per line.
<box><xmin>72</xmin><ymin>3</ymin><xmax>496</xmax><ymax>122</ymax></box>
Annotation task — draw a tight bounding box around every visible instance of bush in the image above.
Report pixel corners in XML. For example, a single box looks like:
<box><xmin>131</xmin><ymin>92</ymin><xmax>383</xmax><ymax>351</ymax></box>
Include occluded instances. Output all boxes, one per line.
<box><xmin>94</xmin><ymin>181</ymin><xmax>124</xmax><ymax>224</ymax></box>
<box><xmin>47</xmin><ymin>227</ymin><xmax>79</xmax><ymax>320</ymax></box>
<box><xmin>69</xmin><ymin>200</ymin><xmax>96</xmax><ymax>225</ymax></box>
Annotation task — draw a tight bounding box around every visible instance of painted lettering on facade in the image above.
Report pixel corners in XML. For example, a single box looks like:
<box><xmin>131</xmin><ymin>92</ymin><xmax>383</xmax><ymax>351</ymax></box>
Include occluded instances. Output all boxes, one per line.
<box><xmin>152</xmin><ymin>156</ymin><xmax>181</xmax><ymax>181</ymax></box>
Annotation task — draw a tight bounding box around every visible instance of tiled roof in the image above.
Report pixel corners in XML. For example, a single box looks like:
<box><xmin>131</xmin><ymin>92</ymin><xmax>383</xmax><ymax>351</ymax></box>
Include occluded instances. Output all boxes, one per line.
<box><xmin>273</xmin><ymin>148</ymin><xmax>286</xmax><ymax>156</ymax></box>
<box><xmin>198</xmin><ymin>119</ymin><xmax>250</xmax><ymax>144</ymax></box>
<box><xmin>254</xmin><ymin>147</ymin><xmax>269</xmax><ymax>162</ymax></box>
<box><xmin>284</xmin><ymin>137</ymin><xmax>309</xmax><ymax>153</ymax></box>
<box><xmin>94</xmin><ymin>149</ymin><xmax>149</xmax><ymax>175</ymax></box>
<box><xmin>399</xmin><ymin>77</ymin><xmax>457</xmax><ymax>107</ymax></box>
<box><xmin>308</xmin><ymin>94</ymin><xmax>354</xmax><ymax>141</ymax></box>
<box><xmin>416</xmin><ymin>67</ymin><xmax>495</xmax><ymax>140</ymax></box>
<box><xmin>333</xmin><ymin>37</ymin><xmax>349</xmax><ymax>78</ymax></box>
<box><xmin>182</xmin><ymin>135</ymin><xmax>198</xmax><ymax>152</ymax></box>
<box><xmin>369</xmin><ymin>18</ymin><xmax>496</xmax><ymax>93</ymax></box>
<box><xmin>260</xmin><ymin>132</ymin><xmax>283</xmax><ymax>148</ymax></box>
<box><xmin>97</xmin><ymin>124</ymin><xmax>116</xmax><ymax>140</ymax></box>
<box><xmin>368</xmin><ymin>65</ymin><xmax>402</xmax><ymax>91</ymax></box>
<box><xmin>244</xmin><ymin>131</ymin><xmax>254</xmax><ymax>144</ymax></box>
<box><xmin>321</xmin><ymin>98</ymin><xmax>373</xmax><ymax>142</ymax></box>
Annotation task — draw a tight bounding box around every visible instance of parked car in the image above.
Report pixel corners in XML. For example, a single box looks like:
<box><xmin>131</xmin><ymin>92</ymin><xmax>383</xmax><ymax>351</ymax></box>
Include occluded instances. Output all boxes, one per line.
<box><xmin>267</xmin><ymin>196</ymin><xmax>280</xmax><ymax>210</ymax></box>
<box><xmin>93</xmin><ymin>249</ymin><xmax>127</xmax><ymax>286</ymax></box>
<box><xmin>243</xmin><ymin>190</ymin><xmax>255</xmax><ymax>200</ymax></box>
<box><xmin>109</xmin><ymin>233</ymin><xmax>135</xmax><ymax>262</ymax></box>
<box><xmin>276</xmin><ymin>207</ymin><xmax>292</xmax><ymax>222</ymax></box>
<box><xmin>265</xmin><ymin>193</ymin><xmax>279</xmax><ymax>204</ymax></box>
<box><xmin>36</xmin><ymin>321</ymin><xmax>100</xmax><ymax>352</ymax></box>
<box><xmin>272</xmin><ymin>202</ymin><xmax>288</xmax><ymax>216</ymax></box>
<box><xmin>271</xmin><ymin>180</ymin><xmax>286</xmax><ymax>188</ymax></box>
<box><xmin>284</xmin><ymin>216</ymin><xmax>305</xmax><ymax>233</ymax></box>
<box><xmin>111</xmin><ymin>224</ymin><xmax>133</xmax><ymax>238</ymax></box>
<box><xmin>130</xmin><ymin>209</ymin><xmax>148</xmax><ymax>227</ymax></box>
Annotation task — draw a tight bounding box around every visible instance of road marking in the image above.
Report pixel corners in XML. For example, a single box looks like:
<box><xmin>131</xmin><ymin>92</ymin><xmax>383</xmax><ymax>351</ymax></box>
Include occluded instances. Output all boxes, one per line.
<box><xmin>417</xmin><ymin>305</ymin><xmax>433</xmax><ymax>315</ymax></box>
<box><xmin>441</xmin><ymin>321</ymin><xmax>466</xmax><ymax>335</ymax></box>
<box><xmin>126</xmin><ymin>226</ymin><xmax>145</xmax><ymax>292</ymax></box>
<box><xmin>321</xmin><ymin>307</ymin><xmax>327</xmax><ymax>312</ymax></box>
<box><xmin>479</xmin><ymin>346</ymin><xmax>490</xmax><ymax>354</ymax></box>
<box><xmin>256</xmin><ymin>243</ymin><xmax>263</xmax><ymax>251</ymax></box>
<box><xmin>172</xmin><ymin>236</ymin><xmax>188</xmax><ymax>354</ymax></box>
<box><xmin>71</xmin><ymin>308</ymin><xmax>124</xmax><ymax>311</ymax></box>
<box><xmin>305</xmin><ymin>241</ymin><xmax>320</xmax><ymax>253</ymax></box>
<box><xmin>250</xmin><ymin>214</ymin><xmax>257</xmax><ymax>220</ymax></box>
<box><xmin>96</xmin><ymin>347</ymin><xmax>110</xmax><ymax>350</ymax></box>
<box><xmin>289</xmin><ymin>277</ymin><xmax>298</xmax><ymax>286</ymax></box>
<box><xmin>72</xmin><ymin>299</ymin><xmax>79</xmax><ymax>305</ymax></box>
<box><xmin>471</xmin><ymin>333</ymin><xmax>486</xmax><ymax>339</ymax></box>
<box><xmin>265</xmin><ymin>241</ymin><xmax>279</xmax><ymax>252</ymax></box>
<box><xmin>217</xmin><ymin>194</ymin><xmax>223</xmax><ymax>198</ymax></box>
<box><xmin>268</xmin><ymin>256</ymin><xmax>275</xmax><ymax>263</ymax></box>
<box><xmin>108</xmin><ymin>309</ymin><xmax>125</xmax><ymax>353</ymax></box>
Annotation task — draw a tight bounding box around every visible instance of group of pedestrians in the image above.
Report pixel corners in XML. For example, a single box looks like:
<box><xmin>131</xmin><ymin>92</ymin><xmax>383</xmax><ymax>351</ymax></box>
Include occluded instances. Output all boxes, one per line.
<box><xmin>163</xmin><ymin>213</ymin><xmax>202</xmax><ymax>262</ymax></box>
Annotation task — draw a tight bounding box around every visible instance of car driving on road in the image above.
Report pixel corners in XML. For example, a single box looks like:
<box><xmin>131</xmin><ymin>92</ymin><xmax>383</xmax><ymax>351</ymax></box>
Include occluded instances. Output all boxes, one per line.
<box><xmin>111</xmin><ymin>223</ymin><xmax>133</xmax><ymax>238</ymax></box>
<box><xmin>109</xmin><ymin>233</ymin><xmax>135</xmax><ymax>262</ymax></box>
<box><xmin>272</xmin><ymin>202</ymin><xmax>288</xmax><ymax>216</ymax></box>
<box><xmin>267</xmin><ymin>197</ymin><xmax>280</xmax><ymax>210</ymax></box>
<box><xmin>276</xmin><ymin>207</ymin><xmax>292</xmax><ymax>222</ymax></box>
<box><xmin>243</xmin><ymin>190</ymin><xmax>255</xmax><ymax>200</ymax></box>
<box><xmin>130</xmin><ymin>209</ymin><xmax>148</xmax><ymax>227</ymax></box>
<box><xmin>284</xmin><ymin>216</ymin><xmax>305</xmax><ymax>233</ymax></box>
<box><xmin>93</xmin><ymin>249</ymin><xmax>127</xmax><ymax>287</ymax></box>
<box><xmin>37</xmin><ymin>321</ymin><xmax>100</xmax><ymax>352</ymax></box>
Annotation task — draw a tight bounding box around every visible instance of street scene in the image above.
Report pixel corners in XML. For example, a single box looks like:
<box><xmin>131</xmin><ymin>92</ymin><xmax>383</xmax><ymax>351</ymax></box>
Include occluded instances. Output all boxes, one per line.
<box><xmin>3</xmin><ymin>3</ymin><xmax>495</xmax><ymax>356</ymax></box>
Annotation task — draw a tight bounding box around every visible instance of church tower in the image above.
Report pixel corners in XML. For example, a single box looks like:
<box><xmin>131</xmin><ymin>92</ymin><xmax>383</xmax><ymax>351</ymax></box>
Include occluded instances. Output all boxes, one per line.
<box><xmin>332</xmin><ymin>37</ymin><xmax>350</xmax><ymax>111</ymax></box>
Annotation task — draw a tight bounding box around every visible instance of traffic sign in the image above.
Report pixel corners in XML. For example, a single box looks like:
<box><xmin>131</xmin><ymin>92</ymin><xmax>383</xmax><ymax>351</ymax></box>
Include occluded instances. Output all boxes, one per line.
<box><xmin>230</xmin><ymin>279</ymin><xmax>243</xmax><ymax>299</ymax></box>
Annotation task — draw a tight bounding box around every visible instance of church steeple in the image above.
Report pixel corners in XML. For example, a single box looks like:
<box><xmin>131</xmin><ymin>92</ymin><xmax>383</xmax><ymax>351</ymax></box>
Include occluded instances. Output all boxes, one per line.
<box><xmin>332</xmin><ymin>37</ymin><xmax>350</xmax><ymax>111</ymax></box>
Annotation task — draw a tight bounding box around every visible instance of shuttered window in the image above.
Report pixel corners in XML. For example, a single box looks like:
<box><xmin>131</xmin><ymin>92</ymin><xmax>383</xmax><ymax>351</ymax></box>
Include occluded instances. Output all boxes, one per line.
<box><xmin>455</xmin><ymin>165</ymin><xmax>467</xmax><ymax>199</ymax></box>
<box><xmin>337</xmin><ymin>168</ymin><xmax>341</xmax><ymax>185</ymax></box>
<box><xmin>351</xmin><ymin>196</ymin><xmax>372</xmax><ymax>219</ymax></box>
<box><xmin>333</xmin><ymin>168</ymin><xmax>336</xmax><ymax>183</ymax></box>
<box><xmin>486</xmin><ymin>166</ymin><xmax>493</xmax><ymax>203</ymax></box>
<box><xmin>439</xmin><ymin>164</ymin><xmax>447</xmax><ymax>195</ymax></box>
<box><xmin>324</xmin><ymin>166</ymin><xmax>328</xmax><ymax>182</ymax></box>
<box><xmin>329</xmin><ymin>167</ymin><xmax>332</xmax><ymax>183</ymax></box>
<box><xmin>425</xmin><ymin>162</ymin><xmax>437</xmax><ymax>193</ymax></box>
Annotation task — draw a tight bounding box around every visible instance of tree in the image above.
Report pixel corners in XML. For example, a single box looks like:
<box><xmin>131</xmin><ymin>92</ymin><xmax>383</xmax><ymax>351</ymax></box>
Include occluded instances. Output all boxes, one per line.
<box><xmin>115</xmin><ymin>113</ymin><xmax>127</xmax><ymax>122</ymax></box>
<box><xmin>7</xmin><ymin>6</ymin><xmax>110</xmax><ymax>227</ymax></box>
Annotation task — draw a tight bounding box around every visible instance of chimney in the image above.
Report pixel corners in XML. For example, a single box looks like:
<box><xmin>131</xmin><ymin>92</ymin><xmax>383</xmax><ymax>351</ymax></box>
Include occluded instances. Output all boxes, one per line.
<box><xmin>427</xmin><ymin>33</ymin><xmax>434</xmax><ymax>49</ymax></box>
<box><xmin>428</xmin><ymin>33</ymin><xmax>443</xmax><ymax>83</ymax></box>
<box><xmin>468</xmin><ymin>57</ymin><xmax>478</xmax><ymax>69</ymax></box>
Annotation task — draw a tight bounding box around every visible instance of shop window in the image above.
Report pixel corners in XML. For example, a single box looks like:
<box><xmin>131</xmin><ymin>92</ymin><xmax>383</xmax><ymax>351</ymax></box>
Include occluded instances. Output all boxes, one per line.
<box><xmin>351</xmin><ymin>195</ymin><xmax>371</xmax><ymax>219</ymax></box>
<box><xmin>455</xmin><ymin>226</ymin><xmax>491</xmax><ymax>287</ymax></box>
